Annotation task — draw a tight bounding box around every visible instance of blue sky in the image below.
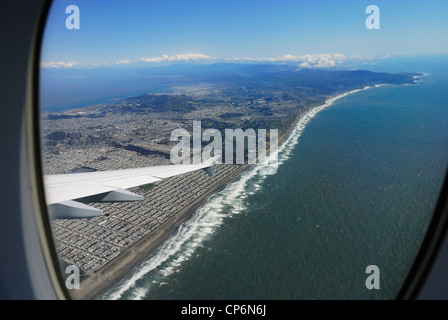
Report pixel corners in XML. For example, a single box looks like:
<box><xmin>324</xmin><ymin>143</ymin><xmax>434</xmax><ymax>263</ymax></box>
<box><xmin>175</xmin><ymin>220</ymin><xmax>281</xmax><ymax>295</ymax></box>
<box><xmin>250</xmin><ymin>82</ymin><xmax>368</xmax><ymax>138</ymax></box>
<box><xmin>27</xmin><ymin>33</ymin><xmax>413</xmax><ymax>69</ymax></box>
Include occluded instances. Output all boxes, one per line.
<box><xmin>41</xmin><ymin>0</ymin><xmax>448</xmax><ymax>68</ymax></box>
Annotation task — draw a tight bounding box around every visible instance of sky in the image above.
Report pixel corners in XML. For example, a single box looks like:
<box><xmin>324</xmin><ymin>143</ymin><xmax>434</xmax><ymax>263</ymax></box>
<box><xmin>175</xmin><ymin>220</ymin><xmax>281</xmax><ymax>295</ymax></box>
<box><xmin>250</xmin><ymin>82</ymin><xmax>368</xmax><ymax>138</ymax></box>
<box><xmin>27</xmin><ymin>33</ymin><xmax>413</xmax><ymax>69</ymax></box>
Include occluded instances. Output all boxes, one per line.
<box><xmin>40</xmin><ymin>0</ymin><xmax>448</xmax><ymax>69</ymax></box>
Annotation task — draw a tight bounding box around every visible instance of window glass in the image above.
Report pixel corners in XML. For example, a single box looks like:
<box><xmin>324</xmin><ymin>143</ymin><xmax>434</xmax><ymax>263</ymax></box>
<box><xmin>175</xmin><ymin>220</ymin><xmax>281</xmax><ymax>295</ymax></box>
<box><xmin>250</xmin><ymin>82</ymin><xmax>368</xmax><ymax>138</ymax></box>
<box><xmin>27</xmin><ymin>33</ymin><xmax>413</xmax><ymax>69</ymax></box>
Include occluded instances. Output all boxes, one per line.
<box><xmin>39</xmin><ymin>0</ymin><xmax>448</xmax><ymax>299</ymax></box>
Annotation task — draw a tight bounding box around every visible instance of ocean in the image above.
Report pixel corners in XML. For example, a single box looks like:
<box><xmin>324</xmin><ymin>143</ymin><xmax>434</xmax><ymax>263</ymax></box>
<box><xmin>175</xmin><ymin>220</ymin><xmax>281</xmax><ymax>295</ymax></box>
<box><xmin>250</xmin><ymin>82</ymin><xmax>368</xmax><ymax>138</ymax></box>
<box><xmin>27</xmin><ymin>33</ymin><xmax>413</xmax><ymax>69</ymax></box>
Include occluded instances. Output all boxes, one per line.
<box><xmin>100</xmin><ymin>55</ymin><xmax>448</xmax><ymax>300</ymax></box>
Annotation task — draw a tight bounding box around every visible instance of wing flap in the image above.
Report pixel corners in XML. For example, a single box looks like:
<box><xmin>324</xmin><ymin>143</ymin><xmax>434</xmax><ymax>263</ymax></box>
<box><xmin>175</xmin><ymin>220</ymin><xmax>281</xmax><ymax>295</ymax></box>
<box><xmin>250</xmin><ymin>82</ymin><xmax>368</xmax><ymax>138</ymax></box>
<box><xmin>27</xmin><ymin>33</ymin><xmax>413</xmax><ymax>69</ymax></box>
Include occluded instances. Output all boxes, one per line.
<box><xmin>43</xmin><ymin>156</ymin><xmax>220</xmax><ymax>207</ymax></box>
<box><xmin>48</xmin><ymin>200</ymin><xmax>103</xmax><ymax>219</ymax></box>
<box><xmin>76</xmin><ymin>189</ymin><xmax>144</xmax><ymax>203</ymax></box>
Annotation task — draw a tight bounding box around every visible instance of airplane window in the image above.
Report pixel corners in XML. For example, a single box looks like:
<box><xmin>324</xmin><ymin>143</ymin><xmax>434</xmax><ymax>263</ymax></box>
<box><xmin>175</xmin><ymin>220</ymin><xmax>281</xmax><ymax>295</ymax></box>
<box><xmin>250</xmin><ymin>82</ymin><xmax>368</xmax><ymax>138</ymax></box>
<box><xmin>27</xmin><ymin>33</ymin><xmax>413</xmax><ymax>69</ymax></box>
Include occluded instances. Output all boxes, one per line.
<box><xmin>38</xmin><ymin>0</ymin><xmax>448</xmax><ymax>301</ymax></box>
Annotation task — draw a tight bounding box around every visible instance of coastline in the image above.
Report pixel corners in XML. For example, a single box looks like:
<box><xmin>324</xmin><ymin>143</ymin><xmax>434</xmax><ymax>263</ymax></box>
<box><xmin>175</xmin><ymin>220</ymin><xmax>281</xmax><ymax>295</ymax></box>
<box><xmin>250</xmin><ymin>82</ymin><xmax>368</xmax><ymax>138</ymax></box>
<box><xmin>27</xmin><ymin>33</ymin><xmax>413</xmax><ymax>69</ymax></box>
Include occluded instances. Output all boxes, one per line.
<box><xmin>72</xmin><ymin>85</ymin><xmax>378</xmax><ymax>300</ymax></box>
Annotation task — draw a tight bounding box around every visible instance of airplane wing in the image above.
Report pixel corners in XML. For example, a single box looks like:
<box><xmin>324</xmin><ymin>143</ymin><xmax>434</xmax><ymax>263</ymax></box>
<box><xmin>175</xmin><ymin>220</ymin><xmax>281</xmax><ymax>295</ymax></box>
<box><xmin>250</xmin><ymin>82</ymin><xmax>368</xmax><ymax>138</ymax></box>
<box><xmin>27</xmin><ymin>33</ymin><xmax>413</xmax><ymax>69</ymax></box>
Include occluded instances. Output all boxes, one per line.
<box><xmin>44</xmin><ymin>156</ymin><xmax>219</xmax><ymax>219</ymax></box>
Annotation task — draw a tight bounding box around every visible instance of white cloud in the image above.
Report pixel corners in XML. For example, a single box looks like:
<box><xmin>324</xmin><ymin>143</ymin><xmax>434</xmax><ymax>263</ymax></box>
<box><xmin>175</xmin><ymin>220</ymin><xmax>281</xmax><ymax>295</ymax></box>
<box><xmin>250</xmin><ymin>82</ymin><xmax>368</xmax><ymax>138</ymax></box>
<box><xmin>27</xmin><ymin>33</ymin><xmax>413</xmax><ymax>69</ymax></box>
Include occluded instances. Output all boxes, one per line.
<box><xmin>115</xmin><ymin>60</ymin><xmax>132</xmax><ymax>65</ymax></box>
<box><xmin>41</xmin><ymin>53</ymin><xmax>348</xmax><ymax>69</ymax></box>
<box><xmin>299</xmin><ymin>61</ymin><xmax>312</xmax><ymax>68</ymax></box>
<box><xmin>41</xmin><ymin>61</ymin><xmax>77</xmax><ymax>68</ymax></box>
<box><xmin>224</xmin><ymin>57</ymin><xmax>256</xmax><ymax>61</ymax></box>
<box><xmin>276</xmin><ymin>53</ymin><xmax>346</xmax><ymax>67</ymax></box>
<box><xmin>225</xmin><ymin>53</ymin><xmax>347</xmax><ymax>68</ymax></box>
<box><xmin>140</xmin><ymin>53</ymin><xmax>214</xmax><ymax>63</ymax></box>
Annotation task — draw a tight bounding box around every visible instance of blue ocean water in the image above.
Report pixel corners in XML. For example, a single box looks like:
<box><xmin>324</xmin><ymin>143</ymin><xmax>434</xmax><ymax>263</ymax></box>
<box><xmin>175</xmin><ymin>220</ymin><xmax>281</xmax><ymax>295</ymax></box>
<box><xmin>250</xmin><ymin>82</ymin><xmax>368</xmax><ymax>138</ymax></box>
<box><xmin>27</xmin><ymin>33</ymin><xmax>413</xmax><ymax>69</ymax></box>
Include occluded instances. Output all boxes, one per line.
<box><xmin>101</xmin><ymin>56</ymin><xmax>448</xmax><ymax>300</ymax></box>
<box><xmin>40</xmin><ymin>66</ymin><xmax>174</xmax><ymax>111</ymax></box>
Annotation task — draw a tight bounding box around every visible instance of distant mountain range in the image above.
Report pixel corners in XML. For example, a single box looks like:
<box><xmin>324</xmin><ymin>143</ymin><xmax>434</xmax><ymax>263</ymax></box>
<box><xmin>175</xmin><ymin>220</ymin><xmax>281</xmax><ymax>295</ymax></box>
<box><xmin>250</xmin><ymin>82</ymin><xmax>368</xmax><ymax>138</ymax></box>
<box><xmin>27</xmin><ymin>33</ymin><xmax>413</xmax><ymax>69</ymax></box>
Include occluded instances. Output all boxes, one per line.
<box><xmin>43</xmin><ymin>63</ymin><xmax>421</xmax><ymax>118</ymax></box>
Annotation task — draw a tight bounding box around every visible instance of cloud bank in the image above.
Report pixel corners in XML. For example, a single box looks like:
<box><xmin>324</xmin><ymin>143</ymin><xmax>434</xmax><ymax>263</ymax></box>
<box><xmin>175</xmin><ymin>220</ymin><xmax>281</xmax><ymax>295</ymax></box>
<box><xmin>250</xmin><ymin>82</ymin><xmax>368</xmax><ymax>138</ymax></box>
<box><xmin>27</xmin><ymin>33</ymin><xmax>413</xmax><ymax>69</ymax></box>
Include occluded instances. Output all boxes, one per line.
<box><xmin>226</xmin><ymin>53</ymin><xmax>346</xmax><ymax>68</ymax></box>
<box><xmin>40</xmin><ymin>61</ymin><xmax>77</xmax><ymax>68</ymax></box>
<box><xmin>41</xmin><ymin>53</ymin><xmax>348</xmax><ymax>69</ymax></box>
<box><xmin>139</xmin><ymin>53</ymin><xmax>213</xmax><ymax>63</ymax></box>
<box><xmin>115</xmin><ymin>60</ymin><xmax>132</xmax><ymax>65</ymax></box>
